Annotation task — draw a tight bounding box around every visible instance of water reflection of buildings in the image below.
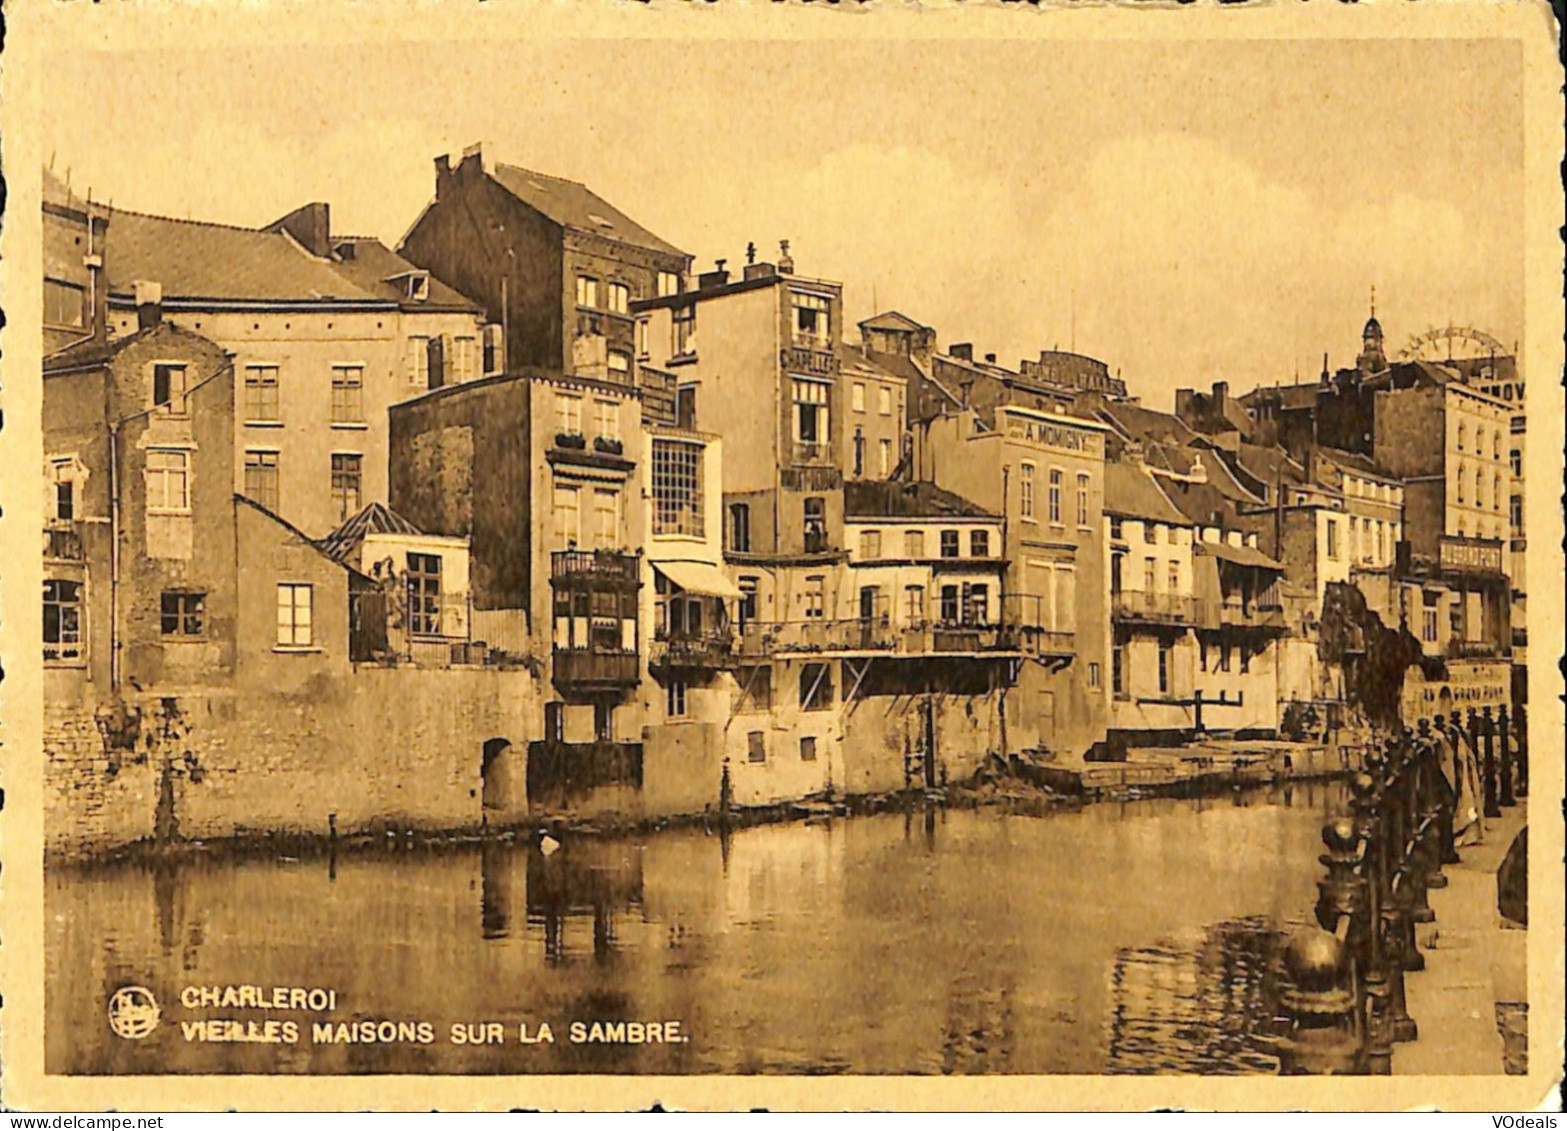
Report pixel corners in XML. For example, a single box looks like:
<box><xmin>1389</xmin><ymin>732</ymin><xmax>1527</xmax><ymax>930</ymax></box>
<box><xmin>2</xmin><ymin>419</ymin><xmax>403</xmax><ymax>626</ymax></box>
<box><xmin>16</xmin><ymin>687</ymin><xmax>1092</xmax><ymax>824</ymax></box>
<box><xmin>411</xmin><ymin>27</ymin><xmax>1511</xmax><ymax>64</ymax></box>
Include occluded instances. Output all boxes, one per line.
<box><xmin>478</xmin><ymin>840</ymin><xmax>645</xmax><ymax>962</ymax></box>
<box><xmin>1105</xmin><ymin>916</ymin><xmax>1283</xmax><ymax>1075</ymax></box>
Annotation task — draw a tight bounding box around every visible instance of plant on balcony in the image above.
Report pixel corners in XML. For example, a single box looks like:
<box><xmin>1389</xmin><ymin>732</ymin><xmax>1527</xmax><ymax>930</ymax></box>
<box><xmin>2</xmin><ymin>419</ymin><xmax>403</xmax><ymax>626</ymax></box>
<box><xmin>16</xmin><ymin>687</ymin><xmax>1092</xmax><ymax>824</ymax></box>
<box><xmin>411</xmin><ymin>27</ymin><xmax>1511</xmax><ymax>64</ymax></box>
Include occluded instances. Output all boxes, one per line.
<box><xmin>593</xmin><ymin>435</ymin><xmax>624</xmax><ymax>456</ymax></box>
<box><xmin>555</xmin><ymin>431</ymin><xmax>587</xmax><ymax>450</ymax></box>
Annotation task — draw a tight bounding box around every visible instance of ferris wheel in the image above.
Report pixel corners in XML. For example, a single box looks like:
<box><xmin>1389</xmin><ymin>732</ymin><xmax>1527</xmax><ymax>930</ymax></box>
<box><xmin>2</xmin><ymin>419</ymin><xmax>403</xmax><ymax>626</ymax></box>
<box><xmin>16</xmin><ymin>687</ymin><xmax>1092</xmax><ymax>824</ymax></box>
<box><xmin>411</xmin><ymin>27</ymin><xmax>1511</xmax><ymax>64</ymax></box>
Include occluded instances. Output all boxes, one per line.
<box><xmin>1399</xmin><ymin>324</ymin><xmax>1510</xmax><ymax>362</ymax></box>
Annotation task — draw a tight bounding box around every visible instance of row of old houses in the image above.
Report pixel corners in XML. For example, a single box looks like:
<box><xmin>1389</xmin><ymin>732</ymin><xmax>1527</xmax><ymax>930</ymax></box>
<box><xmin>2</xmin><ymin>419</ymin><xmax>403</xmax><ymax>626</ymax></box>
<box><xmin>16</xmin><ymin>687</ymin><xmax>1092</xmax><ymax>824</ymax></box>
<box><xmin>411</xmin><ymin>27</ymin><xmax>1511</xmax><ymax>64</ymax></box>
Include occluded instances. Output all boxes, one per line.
<box><xmin>40</xmin><ymin>146</ymin><xmax>1523</xmax><ymax>852</ymax></box>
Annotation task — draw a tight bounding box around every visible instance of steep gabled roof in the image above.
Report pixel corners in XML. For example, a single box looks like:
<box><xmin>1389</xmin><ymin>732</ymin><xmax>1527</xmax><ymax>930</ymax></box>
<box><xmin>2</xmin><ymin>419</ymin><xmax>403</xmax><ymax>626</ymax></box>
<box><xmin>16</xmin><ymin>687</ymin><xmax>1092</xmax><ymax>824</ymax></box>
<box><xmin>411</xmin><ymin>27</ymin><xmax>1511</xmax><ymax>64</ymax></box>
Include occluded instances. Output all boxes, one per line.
<box><xmin>327</xmin><ymin>238</ymin><xmax>483</xmax><ymax>312</ymax></box>
<box><xmin>105</xmin><ymin>207</ymin><xmax>388</xmax><ymax>304</ymax></box>
<box><xmin>490</xmin><ymin>164</ymin><xmax>687</xmax><ymax>258</ymax></box>
<box><xmin>1104</xmin><ymin>459</ymin><xmax>1189</xmax><ymax>526</ymax></box>
<box><xmin>316</xmin><ymin>501</ymin><xmax>427</xmax><ymax>564</ymax></box>
<box><xmin>844</xmin><ymin>480</ymin><xmax>997</xmax><ymax>520</ymax></box>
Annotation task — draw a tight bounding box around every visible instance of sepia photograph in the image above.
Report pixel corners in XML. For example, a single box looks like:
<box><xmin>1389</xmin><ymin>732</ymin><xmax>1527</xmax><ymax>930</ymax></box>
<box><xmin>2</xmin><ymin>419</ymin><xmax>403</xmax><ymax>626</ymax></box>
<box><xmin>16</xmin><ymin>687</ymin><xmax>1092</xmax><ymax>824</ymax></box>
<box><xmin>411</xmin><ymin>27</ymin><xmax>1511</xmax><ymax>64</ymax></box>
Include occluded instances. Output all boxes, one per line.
<box><xmin>1</xmin><ymin>0</ymin><xmax>1562</xmax><ymax>1113</ymax></box>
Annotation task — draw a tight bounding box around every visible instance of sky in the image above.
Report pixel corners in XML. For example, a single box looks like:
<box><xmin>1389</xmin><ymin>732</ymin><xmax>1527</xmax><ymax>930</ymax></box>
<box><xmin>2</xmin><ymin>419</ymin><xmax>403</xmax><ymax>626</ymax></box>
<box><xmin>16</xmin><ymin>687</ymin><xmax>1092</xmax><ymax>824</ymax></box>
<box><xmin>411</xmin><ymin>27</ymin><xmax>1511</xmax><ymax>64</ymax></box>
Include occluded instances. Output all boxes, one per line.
<box><xmin>44</xmin><ymin>36</ymin><xmax>1524</xmax><ymax>408</ymax></box>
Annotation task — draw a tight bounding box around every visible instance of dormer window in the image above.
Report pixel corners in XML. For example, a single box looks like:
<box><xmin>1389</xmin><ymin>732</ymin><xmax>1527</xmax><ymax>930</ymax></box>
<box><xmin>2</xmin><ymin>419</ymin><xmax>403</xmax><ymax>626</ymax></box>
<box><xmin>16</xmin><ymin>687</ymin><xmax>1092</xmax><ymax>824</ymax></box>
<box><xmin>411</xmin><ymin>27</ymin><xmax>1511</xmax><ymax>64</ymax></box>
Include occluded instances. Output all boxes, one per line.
<box><xmin>387</xmin><ymin>271</ymin><xmax>430</xmax><ymax>303</ymax></box>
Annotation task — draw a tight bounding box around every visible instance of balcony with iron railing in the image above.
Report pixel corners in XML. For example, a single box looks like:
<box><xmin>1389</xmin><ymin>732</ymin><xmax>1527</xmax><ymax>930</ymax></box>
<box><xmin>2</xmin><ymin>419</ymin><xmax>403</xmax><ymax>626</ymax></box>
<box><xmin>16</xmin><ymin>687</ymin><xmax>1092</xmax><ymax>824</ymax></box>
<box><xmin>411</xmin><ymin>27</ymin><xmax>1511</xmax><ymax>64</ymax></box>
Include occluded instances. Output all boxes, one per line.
<box><xmin>1199</xmin><ymin>596</ymin><xmax>1286</xmax><ymax>631</ymax></box>
<box><xmin>649</xmin><ymin>627</ymin><xmax>737</xmax><ymax>673</ymax></box>
<box><xmin>552</xmin><ymin>647</ymin><xmax>641</xmax><ymax>688</ymax></box>
<box><xmin>1444</xmin><ymin>637</ymin><xmax>1504</xmax><ymax>660</ymax></box>
<box><xmin>735</xmin><ymin>612</ymin><xmax>1069</xmax><ymax>658</ymax></box>
<box><xmin>551</xmin><ymin>549</ymin><xmax>642</xmax><ymax>589</ymax></box>
<box><xmin>1111</xmin><ymin>590</ymin><xmax>1197</xmax><ymax>625</ymax></box>
<box><xmin>44</xmin><ymin>520</ymin><xmax>84</xmax><ymax>561</ymax></box>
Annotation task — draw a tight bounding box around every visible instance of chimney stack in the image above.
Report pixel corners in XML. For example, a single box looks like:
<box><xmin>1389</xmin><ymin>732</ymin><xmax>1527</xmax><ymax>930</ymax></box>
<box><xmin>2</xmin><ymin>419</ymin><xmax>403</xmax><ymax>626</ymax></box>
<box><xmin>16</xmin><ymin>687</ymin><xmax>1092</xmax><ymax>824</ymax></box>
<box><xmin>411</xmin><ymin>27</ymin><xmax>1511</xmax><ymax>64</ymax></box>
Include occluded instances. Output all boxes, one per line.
<box><xmin>984</xmin><ymin>352</ymin><xmax>997</xmax><ymax>365</ymax></box>
<box><xmin>777</xmin><ymin>240</ymin><xmax>794</xmax><ymax>275</ymax></box>
<box><xmin>267</xmin><ymin>201</ymin><xmax>333</xmax><ymax>258</ymax></box>
<box><xmin>698</xmin><ymin>258</ymin><xmax>731</xmax><ymax>289</ymax></box>
<box><xmin>950</xmin><ymin>343</ymin><xmax>973</xmax><ymax>362</ymax></box>
<box><xmin>134</xmin><ymin>280</ymin><xmax>163</xmax><ymax>332</ymax></box>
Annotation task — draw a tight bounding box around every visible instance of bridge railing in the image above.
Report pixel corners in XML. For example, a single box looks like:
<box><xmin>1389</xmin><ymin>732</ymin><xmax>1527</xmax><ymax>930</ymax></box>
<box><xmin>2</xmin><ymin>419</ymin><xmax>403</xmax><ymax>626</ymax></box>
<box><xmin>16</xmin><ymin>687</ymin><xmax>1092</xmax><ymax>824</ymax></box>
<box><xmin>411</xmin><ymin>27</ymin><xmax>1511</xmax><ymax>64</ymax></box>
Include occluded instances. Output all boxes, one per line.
<box><xmin>1273</xmin><ymin>703</ymin><xmax>1525</xmax><ymax>1075</ymax></box>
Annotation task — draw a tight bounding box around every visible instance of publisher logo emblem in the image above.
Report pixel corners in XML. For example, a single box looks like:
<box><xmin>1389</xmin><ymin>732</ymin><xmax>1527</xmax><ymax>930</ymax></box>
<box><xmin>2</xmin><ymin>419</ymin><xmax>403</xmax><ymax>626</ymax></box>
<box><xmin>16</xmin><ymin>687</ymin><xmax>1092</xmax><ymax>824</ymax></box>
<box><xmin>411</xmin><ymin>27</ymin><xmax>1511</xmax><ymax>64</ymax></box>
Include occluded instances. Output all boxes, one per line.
<box><xmin>108</xmin><ymin>985</ymin><xmax>160</xmax><ymax>1039</ymax></box>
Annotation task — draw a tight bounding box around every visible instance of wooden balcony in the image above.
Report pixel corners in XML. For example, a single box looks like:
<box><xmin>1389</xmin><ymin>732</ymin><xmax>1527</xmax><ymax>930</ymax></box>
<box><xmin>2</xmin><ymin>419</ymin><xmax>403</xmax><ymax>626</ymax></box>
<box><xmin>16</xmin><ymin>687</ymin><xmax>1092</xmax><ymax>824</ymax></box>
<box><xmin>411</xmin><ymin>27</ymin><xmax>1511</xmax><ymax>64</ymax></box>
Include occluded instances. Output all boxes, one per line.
<box><xmin>552</xmin><ymin>648</ymin><xmax>640</xmax><ymax>689</ymax></box>
<box><xmin>44</xmin><ymin>521</ymin><xmax>84</xmax><ymax>561</ymax></box>
<box><xmin>550</xmin><ymin>549</ymin><xmax>641</xmax><ymax>590</ymax></box>
<box><xmin>649</xmin><ymin>630</ymin><xmax>737</xmax><ymax>674</ymax></box>
<box><xmin>1111</xmin><ymin>591</ymin><xmax>1197</xmax><ymax>625</ymax></box>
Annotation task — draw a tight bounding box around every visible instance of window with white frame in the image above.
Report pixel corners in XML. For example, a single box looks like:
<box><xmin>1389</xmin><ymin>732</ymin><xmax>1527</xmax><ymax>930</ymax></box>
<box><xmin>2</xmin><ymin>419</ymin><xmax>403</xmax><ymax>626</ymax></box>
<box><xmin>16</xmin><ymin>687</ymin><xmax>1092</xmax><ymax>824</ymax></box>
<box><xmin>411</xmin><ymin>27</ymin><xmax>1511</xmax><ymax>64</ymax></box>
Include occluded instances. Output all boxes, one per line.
<box><xmin>452</xmin><ymin>336</ymin><xmax>477</xmax><ymax>383</ymax></box>
<box><xmin>276</xmin><ymin>583</ymin><xmax>314</xmax><ymax>648</ymax></box>
<box><xmin>792</xmin><ymin>292</ymin><xmax>830</xmax><ymax>344</ymax></box>
<box><xmin>860</xmin><ymin>529</ymin><xmax>882</xmax><ymax>559</ymax></box>
<box><xmin>673</xmin><ymin>305</ymin><xmax>695</xmax><ymax>355</ymax></box>
<box><xmin>244</xmin><ymin>450</ymin><xmax>279</xmax><ymax>512</ymax></box>
<box><xmin>406</xmin><ymin>552</ymin><xmax>443</xmax><ymax>636</ymax></box>
<box><xmin>1076</xmin><ymin>473</ymin><xmax>1090</xmax><ymax>527</ymax></box>
<box><xmin>43</xmin><ymin>579</ymin><xmax>84</xmax><ymax>662</ymax></box>
<box><xmin>666</xmin><ymin>679</ymin><xmax>689</xmax><ymax>719</ymax></box>
<box><xmin>607</xmin><ymin>282</ymin><xmax>631</xmax><ymax>315</ymax></box>
<box><xmin>879</xmin><ymin>439</ymin><xmax>892</xmax><ymax>477</ymax></box>
<box><xmin>1048</xmin><ymin>469</ymin><xmax>1062</xmax><ymax>524</ymax></box>
<box><xmin>904</xmin><ymin>529</ymin><xmax>925</xmax><ymax>559</ymax></box>
<box><xmin>146</xmin><ymin>448</ymin><xmax>191</xmax><ymax>514</ymax></box>
<box><xmin>793</xmin><ymin>378</ymin><xmax>830</xmax><ymax>445</ymax></box>
<box><xmin>161</xmin><ymin>591</ymin><xmax>205</xmax><ymax>637</ymax></box>
<box><xmin>652</xmin><ymin>439</ymin><xmax>704</xmax><ymax>537</ymax></box>
<box><xmin>657</xmin><ymin>271</ymin><xmax>680</xmax><ymax>298</ymax></box>
<box><xmin>852</xmin><ymin>383</ymin><xmax>866</xmax><ymax>413</ymax></box>
<box><xmin>407</xmin><ymin>336</ymin><xmax>429</xmax><ymax>386</ymax></box>
<box><xmin>244</xmin><ymin>365</ymin><xmax>280</xmax><ymax>422</ymax></box>
<box><xmin>904</xmin><ymin>584</ymin><xmax>925</xmax><ymax>623</ymax></box>
<box><xmin>803</xmin><ymin>575</ymin><xmax>825</xmax><ymax>619</ymax></box>
<box><xmin>970</xmin><ymin>529</ymin><xmax>990</xmax><ymax>557</ymax></box>
<box><xmin>576</xmin><ymin>275</ymin><xmax>599</xmax><ymax>309</ymax></box>
<box><xmin>1019</xmin><ymin>463</ymin><xmax>1035</xmax><ymax>519</ymax></box>
<box><xmin>878</xmin><ymin>386</ymin><xmax>892</xmax><ymax>416</ymax></box>
<box><xmin>331</xmin><ymin>365</ymin><xmax>364</xmax><ymax>424</ymax></box>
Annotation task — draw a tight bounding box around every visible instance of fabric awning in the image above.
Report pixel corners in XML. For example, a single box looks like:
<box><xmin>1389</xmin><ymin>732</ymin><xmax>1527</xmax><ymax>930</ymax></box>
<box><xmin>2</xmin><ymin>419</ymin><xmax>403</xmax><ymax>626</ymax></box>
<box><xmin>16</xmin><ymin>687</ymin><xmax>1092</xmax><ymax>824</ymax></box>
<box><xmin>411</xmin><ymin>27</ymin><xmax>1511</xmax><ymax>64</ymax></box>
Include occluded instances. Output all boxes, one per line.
<box><xmin>654</xmin><ymin>560</ymin><xmax>744</xmax><ymax>599</ymax></box>
<box><xmin>1196</xmin><ymin>541</ymin><xmax>1284</xmax><ymax>571</ymax></box>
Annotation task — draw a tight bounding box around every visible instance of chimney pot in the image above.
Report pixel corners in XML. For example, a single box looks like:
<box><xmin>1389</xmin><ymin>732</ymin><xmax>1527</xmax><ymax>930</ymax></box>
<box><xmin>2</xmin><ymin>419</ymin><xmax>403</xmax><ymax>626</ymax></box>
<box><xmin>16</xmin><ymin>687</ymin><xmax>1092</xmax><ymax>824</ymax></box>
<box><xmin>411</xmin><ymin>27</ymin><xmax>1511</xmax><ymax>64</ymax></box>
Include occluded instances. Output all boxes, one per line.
<box><xmin>134</xmin><ymin>280</ymin><xmax>163</xmax><ymax>332</ymax></box>
<box><xmin>984</xmin><ymin>352</ymin><xmax>997</xmax><ymax>364</ymax></box>
<box><xmin>950</xmin><ymin>343</ymin><xmax>973</xmax><ymax>362</ymax></box>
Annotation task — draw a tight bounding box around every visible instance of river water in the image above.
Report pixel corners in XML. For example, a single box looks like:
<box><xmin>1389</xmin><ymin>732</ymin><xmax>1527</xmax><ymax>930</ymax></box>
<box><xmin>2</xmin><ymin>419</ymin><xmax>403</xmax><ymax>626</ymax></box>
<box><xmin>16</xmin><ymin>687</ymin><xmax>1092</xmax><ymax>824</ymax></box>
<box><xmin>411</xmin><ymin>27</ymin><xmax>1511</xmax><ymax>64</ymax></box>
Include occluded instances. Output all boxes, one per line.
<box><xmin>47</xmin><ymin>781</ymin><xmax>1345</xmax><ymax>1075</ymax></box>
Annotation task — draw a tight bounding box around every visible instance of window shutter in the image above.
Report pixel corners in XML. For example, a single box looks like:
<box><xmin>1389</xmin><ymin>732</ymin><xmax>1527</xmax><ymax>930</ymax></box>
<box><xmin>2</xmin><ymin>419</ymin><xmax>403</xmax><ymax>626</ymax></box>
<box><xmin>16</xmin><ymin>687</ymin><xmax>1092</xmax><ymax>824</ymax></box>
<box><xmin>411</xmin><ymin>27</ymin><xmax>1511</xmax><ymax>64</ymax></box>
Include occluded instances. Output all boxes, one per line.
<box><xmin>426</xmin><ymin>335</ymin><xmax>446</xmax><ymax>390</ymax></box>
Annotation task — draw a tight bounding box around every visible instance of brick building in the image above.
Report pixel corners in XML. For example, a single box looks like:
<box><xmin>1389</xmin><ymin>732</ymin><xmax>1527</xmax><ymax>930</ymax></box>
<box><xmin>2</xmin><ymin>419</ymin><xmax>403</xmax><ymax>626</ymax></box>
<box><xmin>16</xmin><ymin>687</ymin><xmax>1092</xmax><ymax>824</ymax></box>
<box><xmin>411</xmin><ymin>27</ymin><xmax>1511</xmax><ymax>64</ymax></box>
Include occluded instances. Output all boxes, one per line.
<box><xmin>399</xmin><ymin>144</ymin><xmax>692</xmax><ymax>379</ymax></box>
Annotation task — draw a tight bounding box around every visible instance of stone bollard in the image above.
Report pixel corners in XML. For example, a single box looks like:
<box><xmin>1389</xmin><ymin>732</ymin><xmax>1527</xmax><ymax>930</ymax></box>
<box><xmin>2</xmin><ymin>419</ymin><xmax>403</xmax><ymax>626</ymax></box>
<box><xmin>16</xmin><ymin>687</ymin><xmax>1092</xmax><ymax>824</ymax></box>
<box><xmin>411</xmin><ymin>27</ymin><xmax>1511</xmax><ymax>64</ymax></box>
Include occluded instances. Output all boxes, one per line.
<box><xmin>1276</xmin><ymin>929</ymin><xmax>1365</xmax><ymax>1075</ymax></box>
<box><xmin>1316</xmin><ymin>817</ymin><xmax>1365</xmax><ymax>932</ymax></box>
<box><xmin>1382</xmin><ymin>881</ymin><xmax>1420</xmax><ymax>1042</ymax></box>
<box><xmin>1432</xmin><ymin>717</ymin><xmax>1462</xmax><ymax>866</ymax></box>
<box><xmin>1481</xmin><ymin>706</ymin><xmax>1502</xmax><ymax>818</ymax></box>
<box><xmin>1497</xmin><ymin>704</ymin><xmax>1516</xmax><ymax>807</ymax></box>
<box><xmin>1349</xmin><ymin>770</ymin><xmax>1392</xmax><ymax>1075</ymax></box>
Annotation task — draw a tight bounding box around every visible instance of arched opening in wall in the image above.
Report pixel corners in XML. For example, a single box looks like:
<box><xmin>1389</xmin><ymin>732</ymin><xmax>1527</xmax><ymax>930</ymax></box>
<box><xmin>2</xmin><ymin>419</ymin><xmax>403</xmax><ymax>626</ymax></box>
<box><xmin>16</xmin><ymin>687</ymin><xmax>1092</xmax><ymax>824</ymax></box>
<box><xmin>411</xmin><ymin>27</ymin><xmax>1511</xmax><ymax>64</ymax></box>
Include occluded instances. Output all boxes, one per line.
<box><xmin>482</xmin><ymin>738</ymin><xmax>513</xmax><ymax>813</ymax></box>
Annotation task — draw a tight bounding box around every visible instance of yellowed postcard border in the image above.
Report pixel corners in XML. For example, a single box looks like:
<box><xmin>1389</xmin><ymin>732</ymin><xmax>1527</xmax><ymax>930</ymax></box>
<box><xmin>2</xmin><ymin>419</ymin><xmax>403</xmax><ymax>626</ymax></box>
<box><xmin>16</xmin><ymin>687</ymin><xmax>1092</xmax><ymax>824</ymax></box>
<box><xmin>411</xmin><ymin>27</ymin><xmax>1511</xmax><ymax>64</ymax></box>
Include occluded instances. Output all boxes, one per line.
<box><xmin>1</xmin><ymin>0</ymin><xmax>1562</xmax><ymax>1111</ymax></box>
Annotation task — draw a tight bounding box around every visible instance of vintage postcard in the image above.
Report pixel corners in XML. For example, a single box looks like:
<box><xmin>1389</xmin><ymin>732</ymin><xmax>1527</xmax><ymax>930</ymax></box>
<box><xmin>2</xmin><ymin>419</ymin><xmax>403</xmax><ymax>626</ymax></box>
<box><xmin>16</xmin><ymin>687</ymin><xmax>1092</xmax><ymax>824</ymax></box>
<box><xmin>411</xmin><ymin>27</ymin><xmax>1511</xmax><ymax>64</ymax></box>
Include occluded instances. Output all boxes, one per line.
<box><xmin>1</xmin><ymin>0</ymin><xmax>1562</xmax><ymax>1113</ymax></box>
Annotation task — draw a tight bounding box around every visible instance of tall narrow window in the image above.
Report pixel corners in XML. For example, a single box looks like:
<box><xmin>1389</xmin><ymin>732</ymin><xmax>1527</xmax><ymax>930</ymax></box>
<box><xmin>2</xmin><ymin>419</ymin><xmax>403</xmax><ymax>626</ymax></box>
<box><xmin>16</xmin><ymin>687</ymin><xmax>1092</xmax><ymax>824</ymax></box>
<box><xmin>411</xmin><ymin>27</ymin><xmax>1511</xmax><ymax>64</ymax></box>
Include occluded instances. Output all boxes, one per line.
<box><xmin>406</xmin><ymin>553</ymin><xmax>442</xmax><ymax>636</ymax></box>
<box><xmin>407</xmin><ymin>336</ymin><xmax>429</xmax><ymax>386</ymax></box>
<box><xmin>244</xmin><ymin>364</ymin><xmax>280</xmax><ymax>422</ymax></box>
<box><xmin>852</xmin><ymin>382</ymin><xmax>866</xmax><ymax>413</ymax></box>
<box><xmin>729</xmin><ymin>503</ymin><xmax>751</xmax><ymax>553</ymax></box>
<box><xmin>803</xmin><ymin>575</ymin><xmax>825</xmax><ymax>619</ymax></box>
<box><xmin>330</xmin><ymin>453</ymin><xmax>362</xmax><ymax>520</ymax></box>
<box><xmin>673</xmin><ymin>305</ymin><xmax>696</xmax><ymax>355</ymax></box>
<box><xmin>43</xmin><ymin>580</ymin><xmax>84</xmax><ymax>662</ymax></box>
<box><xmin>970</xmin><ymin>530</ymin><xmax>990</xmax><ymax>557</ymax></box>
<box><xmin>879</xmin><ymin>439</ymin><xmax>892</xmax><ymax>477</ymax></box>
<box><xmin>1158</xmin><ymin>641</ymin><xmax>1171</xmax><ymax>695</ymax></box>
<box><xmin>904</xmin><ymin>530</ymin><xmax>925</xmax><ymax>559</ymax></box>
<box><xmin>803</xmin><ymin>497</ymin><xmax>827</xmax><ymax>553</ymax></box>
<box><xmin>1167</xmin><ymin>562</ymin><xmax>1180</xmax><ymax>592</ymax></box>
<box><xmin>594</xmin><ymin>488</ymin><xmax>620</xmax><ymax>548</ymax></box>
<box><xmin>330</xmin><ymin>365</ymin><xmax>364</xmax><ymax>424</ymax></box>
<box><xmin>904</xmin><ymin>584</ymin><xmax>925</xmax><ymax>624</ymax></box>
<box><xmin>651</xmin><ymin>440</ymin><xmax>704</xmax><ymax>537</ymax></box>
<box><xmin>799</xmin><ymin>663</ymin><xmax>833</xmax><ymax>711</ymax></box>
<box><xmin>244</xmin><ymin>450</ymin><xmax>279</xmax><ymax>512</ymax></box>
<box><xmin>556</xmin><ymin>393</ymin><xmax>582</xmax><ymax>435</ymax></box>
<box><xmin>1112</xmin><ymin>642</ymin><xmax>1126</xmax><ymax>695</ymax></box>
<box><xmin>1325</xmin><ymin>517</ymin><xmax>1340</xmax><ymax>560</ymax></box>
<box><xmin>152</xmin><ymin>364</ymin><xmax>189</xmax><ymax>414</ymax></box>
<box><xmin>747</xmin><ymin>731</ymin><xmax>767</xmax><ymax>764</ymax></box>
<box><xmin>146</xmin><ymin>449</ymin><xmax>191</xmax><ymax>514</ymax></box>
<box><xmin>1076</xmin><ymin>473</ymin><xmax>1090</xmax><ymax>526</ymax></box>
<box><xmin>607</xmin><ymin>282</ymin><xmax>631</xmax><ymax>315</ymax></box>
<box><xmin>657</xmin><ymin>271</ymin><xmax>680</xmax><ymax>298</ymax></box>
<box><xmin>859</xmin><ymin>529</ymin><xmax>882</xmax><ymax>559</ymax></box>
<box><xmin>576</xmin><ymin>275</ymin><xmax>599</xmax><ymax>309</ymax></box>
<box><xmin>276</xmin><ymin>583</ymin><xmax>314</xmax><ymax>648</ymax></box>
<box><xmin>553</xmin><ymin>484</ymin><xmax>581</xmax><ymax>547</ymax></box>
<box><xmin>595</xmin><ymin>399</ymin><xmax>619</xmax><ymax>440</ymax></box>
<box><xmin>853</xmin><ymin>428</ymin><xmax>865</xmax><ymax>477</ymax></box>
<box><xmin>452</xmin><ymin>336</ymin><xmax>477</xmax><ymax>383</ymax></box>
<box><xmin>940</xmin><ymin>584</ymin><xmax>960</xmax><ymax>623</ymax></box>
<box><xmin>792</xmin><ymin>292</ymin><xmax>830</xmax><ymax>344</ymax></box>
<box><xmin>878</xmin><ymin>386</ymin><xmax>892</xmax><ymax>416</ymax></box>
<box><xmin>738</xmin><ymin>578</ymin><xmax>758</xmax><ymax>631</ymax></box>
<box><xmin>666</xmin><ymin>679</ymin><xmax>689</xmax><ymax>719</ymax></box>
<box><xmin>1019</xmin><ymin>463</ymin><xmax>1035</xmax><ymax>519</ymax></box>
<box><xmin>793</xmin><ymin>378</ymin><xmax>830</xmax><ymax>445</ymax></box>
<box><xmin>1048</xmin><ymin>469</ymin><xmax>1063</xmax><ymax>524</ymax></box>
